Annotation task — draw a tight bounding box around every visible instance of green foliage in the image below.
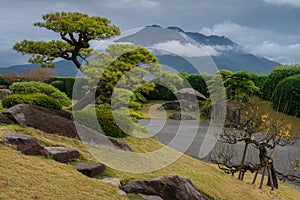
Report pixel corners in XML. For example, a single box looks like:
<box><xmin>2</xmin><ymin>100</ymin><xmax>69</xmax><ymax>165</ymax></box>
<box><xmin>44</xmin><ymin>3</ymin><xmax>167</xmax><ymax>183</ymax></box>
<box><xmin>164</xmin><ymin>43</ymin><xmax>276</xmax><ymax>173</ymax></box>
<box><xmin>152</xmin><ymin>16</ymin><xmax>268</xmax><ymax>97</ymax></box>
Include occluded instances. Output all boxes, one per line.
<box><xmin>51</xmin><ymin>77</ymin><xmax>89</xmax><ymax>99</ymax></box>
<box><xmin>224</xmin><ymin>71</ymin><xmax>259</xmax><ymax>101</ymax></box>
<box><xmin>74</xmin><ymin>104</ymin><xmax>146</xmax><ymax>138</ymax></box>
<box><xmin>180</xmin><ymin>72</ymin><xmax>209</xmax><ymax>97</ymax></box>
<box><xmin>50</xmin><ymin>80</ymin><xmax>65</xmax><ymax>92</ymax></box>
<box><xmin>249</xmin><ymin>73</ymin><xmax>268</xmax><ymax>96</ymax></box>
<box><xmin>9</xmin><ymin>81</ymin><xmax>71</xmax><ymax>106</ymax></box>
<box><xmin>144</xmin><ymin>84</ymin><xmax>177</xmax><ymax>101</ymax></box>
<box><xmin>261</xmin><ymin>64</ymin><xmax>300</xmax><ymax>100</ymax></box>
<box><xmin>82</xmin><ymin>44</ymin><xmax>161</xmax><ymax>103</ymax></box>
<box><xmin>2</xmin><ymin>93</ymin><xmax>62</xmax><ymax>110</ymax></box>
<box><xmin>272</xmin><ymin>74</ymin><xmax>300</xmax><ymax>117</ymax></box>
<box><xmin>13</xmin><ymin>12</ymin><xmax>120</xmax><ymax>68</ymax></box>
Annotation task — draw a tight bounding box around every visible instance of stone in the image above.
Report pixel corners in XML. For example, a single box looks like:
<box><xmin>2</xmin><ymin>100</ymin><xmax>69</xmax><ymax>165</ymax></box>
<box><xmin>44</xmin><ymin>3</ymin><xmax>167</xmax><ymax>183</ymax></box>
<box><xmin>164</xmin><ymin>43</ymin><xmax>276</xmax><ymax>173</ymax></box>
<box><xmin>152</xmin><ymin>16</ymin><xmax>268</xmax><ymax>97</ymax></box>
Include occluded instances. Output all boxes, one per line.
<box><xmin>44</xmin><ymin>146</ymin><xmax>79</xmax><ymax>163</ymax></box>
<box><xmin>141</xmin><ymin>195</ymin><xmax>163</xmax><ymax>200</ymax></box>
<box><xmin>122</xmin><ymin>175</ymin><xmax>211</xmax><ymax>200</ymax></box>
<box><xmin>4</xmin><ymin>131</ymin><xmax>47</xmax><ymax>156</ymax></box>
<box><xmin>118</xmin><ymin>190</ymin><xmax>127</xmax><ymax>196</ymax></box>
<box><xmin>158</xmin><ymin>100</ymin><xmax>198</xmax><ymax>112</ymax></box>
<box><xmin>0</xmin><ymin>89</ymin><xmax>11</xmax><ymax>100</ymax></box>
<box><xmin>0</xmin><ymin>138</ymin><xmax>4</xmax><ymax>144</ymax></box>
<box><xmin>101</xmin><ymin>178</ymin><xmax>121</xmax><ymax>187</ymax></box>
<box><xmin>0</xmin><ymin>104</ymin><xmax>132</xmax><ymax>152</ymax></box>
<box><xmin>74</xmin><ymin>162</ymin><xmax>106</xmax><ymax>178</ymax></box>
<box><xmin>169</xmin><ymin>113</ymin><xmax>196</xmax><ymax>120</ymax></box>
<box><xmin>1</xmin><ymin>104</ymin><xmax>79</xmax><ymax>139</ymax></box>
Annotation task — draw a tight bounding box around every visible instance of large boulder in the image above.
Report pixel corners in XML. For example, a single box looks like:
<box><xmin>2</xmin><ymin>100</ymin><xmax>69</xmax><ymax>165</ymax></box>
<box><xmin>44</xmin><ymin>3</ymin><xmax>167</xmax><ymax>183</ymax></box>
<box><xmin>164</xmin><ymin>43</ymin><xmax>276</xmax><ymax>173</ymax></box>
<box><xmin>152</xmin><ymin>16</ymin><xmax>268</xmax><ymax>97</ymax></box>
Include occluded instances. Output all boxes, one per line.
<box><xmin>44</xmin><ymin>146</ymin><xmax>79</xmax><ymax>163</ymax></box>
<box><xmin>0</xmin><ymin>104</ymin><xmax>132</xmax><ymax>152</ymax></box>
<box><xmin>169</xmin><ymin>113</ymin><xmax>196</xmax><ymax>120</ymax></box>
<box><xmin>0</xmin><ymin>89</ymin><xmax>11</xmax><ymax>100</ymax></box>
<box><xmin>1</xmin><ymin>104</ymin><xmax>79</xmax><ymax>139</ymax></box>
<box><xmin>74</xmin><ymin>162</ymin><xmax>106</xmax><ymax>177</ymax></box>
<box><xmin>122</xmin><ymin>175</ymin><xmax>211</xmax><ymax>200</ymax></box>
<box><xmin>158</xmin><ymin>100</ymin><xmax>198</xmax><ymax>112</ymax></box>
<box><xmin>4</xmin><ymin>131</ymin><xmax>47</xmax><ymax>156</ymax></box>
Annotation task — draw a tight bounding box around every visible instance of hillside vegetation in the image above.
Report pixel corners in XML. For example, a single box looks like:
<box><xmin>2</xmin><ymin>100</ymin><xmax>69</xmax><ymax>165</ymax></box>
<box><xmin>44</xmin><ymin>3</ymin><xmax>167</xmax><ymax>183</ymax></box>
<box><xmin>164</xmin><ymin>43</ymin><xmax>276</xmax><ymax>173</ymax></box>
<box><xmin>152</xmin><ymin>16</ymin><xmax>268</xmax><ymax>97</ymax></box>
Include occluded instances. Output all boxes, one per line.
<box><xmin>0</xmin><ymin>124</ymin><xmax>299</xmax><ymax>200</ymax></box>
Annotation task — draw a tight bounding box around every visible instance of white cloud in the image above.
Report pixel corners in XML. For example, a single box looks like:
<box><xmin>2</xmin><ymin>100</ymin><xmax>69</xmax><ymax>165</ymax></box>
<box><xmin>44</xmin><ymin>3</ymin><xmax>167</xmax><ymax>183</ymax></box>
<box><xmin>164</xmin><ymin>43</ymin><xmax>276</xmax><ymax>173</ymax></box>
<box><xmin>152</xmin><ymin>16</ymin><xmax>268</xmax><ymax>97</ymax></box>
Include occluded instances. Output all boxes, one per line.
<box><xmin>200</xmin><ymin>21</ymin><xmax>300</xmax><ymax>64</ymax></box>
<box><xmin>263</xmin><ymin>0</ymin><xmax>300</xmax><ymax>8</ymax></box>
<box><xmin>152</xmin><ymin>40</ymin><xmax>219</xmax><ymax>57</ymax></box>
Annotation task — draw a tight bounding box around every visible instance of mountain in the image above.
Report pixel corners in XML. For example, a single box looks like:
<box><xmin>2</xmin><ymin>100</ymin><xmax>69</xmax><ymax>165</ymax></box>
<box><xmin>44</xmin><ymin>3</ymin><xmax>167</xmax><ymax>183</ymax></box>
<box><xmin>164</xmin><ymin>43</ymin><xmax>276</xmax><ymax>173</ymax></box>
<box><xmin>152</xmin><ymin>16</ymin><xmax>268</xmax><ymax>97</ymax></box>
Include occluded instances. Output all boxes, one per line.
<box><xmin>0</xmin><ymin>60</ymin><xmax>84</xmax><ymax>77</ymax></box>
<box><xmin>117</xmin><ymin>25</ymin><xmax>280</xmax><ymax>74</ymax></box>
<box><xmin>0</xmin><ymin>25</ymin><xmax>280</xmax><ymax>76</ymax></box>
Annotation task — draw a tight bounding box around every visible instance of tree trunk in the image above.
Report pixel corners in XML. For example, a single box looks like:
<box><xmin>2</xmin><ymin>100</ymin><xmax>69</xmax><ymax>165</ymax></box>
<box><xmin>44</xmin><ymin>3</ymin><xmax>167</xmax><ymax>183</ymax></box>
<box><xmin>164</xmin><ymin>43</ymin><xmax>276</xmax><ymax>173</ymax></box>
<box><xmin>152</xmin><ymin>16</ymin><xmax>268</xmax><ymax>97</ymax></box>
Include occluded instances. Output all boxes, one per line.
<box><xmin>238</xmin><ymin>142</ymin><xmax>249</xmax><ymax>180</ymax></box>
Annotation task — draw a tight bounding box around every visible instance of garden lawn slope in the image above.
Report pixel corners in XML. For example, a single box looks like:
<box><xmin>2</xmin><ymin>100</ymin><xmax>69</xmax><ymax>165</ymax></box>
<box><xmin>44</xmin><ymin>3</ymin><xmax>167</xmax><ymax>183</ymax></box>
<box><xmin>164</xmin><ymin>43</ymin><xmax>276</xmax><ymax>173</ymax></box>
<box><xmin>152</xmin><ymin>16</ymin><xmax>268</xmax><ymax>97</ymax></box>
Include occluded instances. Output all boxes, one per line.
<box><xmin>0</xmin><ymin>125</ymin><xmax>299</xmax><ymax>200</ymax></box>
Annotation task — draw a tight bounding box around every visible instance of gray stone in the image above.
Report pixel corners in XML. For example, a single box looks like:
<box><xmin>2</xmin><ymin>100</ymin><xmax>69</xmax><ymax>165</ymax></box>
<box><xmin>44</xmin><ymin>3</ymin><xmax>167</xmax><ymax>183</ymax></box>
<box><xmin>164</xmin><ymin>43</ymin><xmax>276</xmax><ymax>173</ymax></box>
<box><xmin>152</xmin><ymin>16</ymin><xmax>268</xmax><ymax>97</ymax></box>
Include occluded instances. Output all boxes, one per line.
<box><xmin>0</xmin><ymin>89</ymin><xmax>11</xmax><ymax>100</ymax></box>
<box><xmin>44</xmin><ymin>146</ymin><xmax>79</xmax><ymax>163</ymax></box>
<box><xmin>1</xmin><ymin>104</ymin><xmax>132</xmax><ymax>152</ymax></box>
<box><xmin>4</xmin><ymin>131</ymin><xmax>47</xmax><ymax>156</ymax></box>
<box><xmin>141</xmin><ymin>194</ymin><xmax>163</xmax><ymax>200</ymax></box>
<box><xmin>118</xmin><ymin>190</ymin><xmax>127</xmax><ymax>196</ymax></box>
<box><xmin>169</xmin><ymin>113</ymin><xmax>196</xmax><ymax>120</ymax></box>
<box><xmin>158</xmin><ymin>100</ymin><xmax>198</xmax><ymax>112</ymax></box>
<box><xmin>0</xmin><ymin>138</ymin><xmax>4</xmax><ymax>144</ymax></box>
<box><xmin>122</xmin><ymin>175</ymin><xmax>211</xmax><ymax>200</ymax></box>
<box><xmin>101</xmin><ymin>178</ymin><xmax>121</xmax><ymax>187</ymax></box>
<box><xmin>74</xmin><ymin>162</ymin><xmax>106</xmax><ymax>177</ymax></box>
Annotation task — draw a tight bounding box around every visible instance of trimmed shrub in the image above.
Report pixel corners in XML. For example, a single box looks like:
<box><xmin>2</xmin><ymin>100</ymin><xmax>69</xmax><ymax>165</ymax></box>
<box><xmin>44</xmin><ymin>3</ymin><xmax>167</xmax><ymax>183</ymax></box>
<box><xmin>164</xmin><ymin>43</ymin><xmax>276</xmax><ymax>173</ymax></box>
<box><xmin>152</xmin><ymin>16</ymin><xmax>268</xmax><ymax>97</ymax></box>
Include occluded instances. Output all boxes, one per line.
<box><xmin>2</xmin><ymin>93</ymin><xmax>62</xmax><ymax>110</ymax></box>
<box><xmin>144</xmin><ymin>84</ymin><xmax>177</xmax><ymax>101</ymax></box>
<box><xmin>272</xmin><ymin>74</ymin><xmax>300</xmax><ymax>117</ymax></box>
<box><xmin>50</xmin><ymin>80</ymin><xmax>65</xmax><ymax>92</ymax></box>
<box><xmin>9</xmin><ymin>81</ymin><xmax>71</xmax><ymax>107</ymax></box>
<box><xmin>261</xmin><ymin>65</ymin><xmax>300</xmax><ymax>100</ymax></box>
<box><xmin>51</xmin><ymin>77</ymin><xmax>89</xmax><ymax>99</ymax></box>
<box><xmin>74</xmin><ymin>104</ymin><xmax>146</xmax><ymax>138</ymax></box>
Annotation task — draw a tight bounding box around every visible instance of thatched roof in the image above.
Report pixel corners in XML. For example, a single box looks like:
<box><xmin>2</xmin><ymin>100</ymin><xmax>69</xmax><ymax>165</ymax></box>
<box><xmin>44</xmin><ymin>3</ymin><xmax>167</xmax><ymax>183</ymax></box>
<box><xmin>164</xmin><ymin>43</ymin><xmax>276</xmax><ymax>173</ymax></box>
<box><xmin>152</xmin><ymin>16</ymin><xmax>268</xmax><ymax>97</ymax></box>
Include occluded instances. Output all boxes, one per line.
<box><xmin>175</xmin><ymin>88</ymin><xmax>207</xmax><ymax>100</ymax></box>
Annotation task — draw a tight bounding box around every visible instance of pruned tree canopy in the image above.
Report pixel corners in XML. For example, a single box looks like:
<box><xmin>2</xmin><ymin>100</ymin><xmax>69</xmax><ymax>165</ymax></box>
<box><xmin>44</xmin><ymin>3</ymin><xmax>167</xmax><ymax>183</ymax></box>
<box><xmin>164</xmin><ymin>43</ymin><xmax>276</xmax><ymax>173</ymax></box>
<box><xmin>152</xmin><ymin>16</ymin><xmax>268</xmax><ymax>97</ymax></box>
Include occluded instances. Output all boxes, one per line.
<box><xmin>13</xmin><ymin>12</ymin><xmax>120</xmax><ymax>69</ymax></box>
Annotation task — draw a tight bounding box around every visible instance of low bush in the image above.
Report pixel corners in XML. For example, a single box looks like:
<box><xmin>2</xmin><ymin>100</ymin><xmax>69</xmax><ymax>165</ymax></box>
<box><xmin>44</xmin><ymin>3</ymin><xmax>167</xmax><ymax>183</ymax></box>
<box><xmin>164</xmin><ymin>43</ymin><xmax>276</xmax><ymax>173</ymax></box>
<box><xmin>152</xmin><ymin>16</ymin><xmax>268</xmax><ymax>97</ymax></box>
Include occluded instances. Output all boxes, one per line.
<box><xmin>261</xmin><ymin>65</ymin><xmax>300</xmax><ymax>100</ymax></box>
<box><xmin>50</xmin><ymin>80</ymin><xmax>65</xmax><ymax>92</ymax></box>
<box><xmin>9</xmin><ymin>81</ymin><xmax>71</xmax><ymax>107</ymax></box>
<box><xmin>2</xmin><ymin>93</ymin><xmax>62</xmax><ymax>110</ymax></box>
<box><xmin>272</xmin><ymin>74</ymin><xmax>300</xmax><ymax>117</ymax></box>
<box><xmin>74</xmin><ymin>104</ymin><xmax>146</xmax><ymax>138</ymax></box>
<box><xmin>51</xmin><ymin>77</ymin><xmax>89</xmax><ymax>99</ymax></box>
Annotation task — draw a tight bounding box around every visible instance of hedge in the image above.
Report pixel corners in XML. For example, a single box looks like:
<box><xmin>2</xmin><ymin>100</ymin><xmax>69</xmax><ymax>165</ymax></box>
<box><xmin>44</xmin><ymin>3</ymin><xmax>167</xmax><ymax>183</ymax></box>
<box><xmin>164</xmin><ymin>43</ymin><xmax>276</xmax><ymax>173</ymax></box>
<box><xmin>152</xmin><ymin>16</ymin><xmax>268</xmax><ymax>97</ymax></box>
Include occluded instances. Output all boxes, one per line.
<box><xmin>261</xmin><ymin>65</ymin><xmax>300</xmax><ymax>100</ymax></box>
<box><xmin>51</xmin><ymin>77</ymin><xmax>89</xmax><ymax>99</ymax></box>
<box><xmin>2</xmin><ymin>93</ymin><xmax>62</xmax><ymax>110</ymax></box>
<box><xmin>272</xmin><ymin>74</ymin><xmax>300</xmax><ymax>117</ymax></box>
<box><xmin>9</xmin><ymin>81</ymin><xmax>71</xmax><ymax>107</ymax></box>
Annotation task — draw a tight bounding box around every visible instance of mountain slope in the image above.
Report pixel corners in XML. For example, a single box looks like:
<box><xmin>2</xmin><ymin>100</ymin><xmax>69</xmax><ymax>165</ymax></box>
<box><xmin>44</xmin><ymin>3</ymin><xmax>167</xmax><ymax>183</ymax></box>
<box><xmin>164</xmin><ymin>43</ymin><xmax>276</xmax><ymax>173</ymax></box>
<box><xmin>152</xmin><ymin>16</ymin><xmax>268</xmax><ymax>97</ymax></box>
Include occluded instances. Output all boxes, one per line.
<box><xmin>117</xmin><ymin>25</ymin><xmax>280</xmax><ymax>74</ymax></box>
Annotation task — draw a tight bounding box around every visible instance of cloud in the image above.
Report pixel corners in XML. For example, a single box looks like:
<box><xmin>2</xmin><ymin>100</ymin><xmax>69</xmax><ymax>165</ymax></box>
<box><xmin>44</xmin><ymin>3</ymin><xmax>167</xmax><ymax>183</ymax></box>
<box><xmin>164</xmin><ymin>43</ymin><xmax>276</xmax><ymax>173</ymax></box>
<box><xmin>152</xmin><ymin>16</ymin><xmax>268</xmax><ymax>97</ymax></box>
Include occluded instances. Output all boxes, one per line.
<box><xmin>200</xmin><ymin>21</ymin><xmax>300</xmax><ymax>64</ymax></box>
<box><xmin>152</xmin><ymin>40</ymin><xmax>219</xmax><ymax>57</ymax></box>
<box><xmin>263</xmin><ymin>0</ymin><xmax>300</xmax><ymax>8</ymax></box>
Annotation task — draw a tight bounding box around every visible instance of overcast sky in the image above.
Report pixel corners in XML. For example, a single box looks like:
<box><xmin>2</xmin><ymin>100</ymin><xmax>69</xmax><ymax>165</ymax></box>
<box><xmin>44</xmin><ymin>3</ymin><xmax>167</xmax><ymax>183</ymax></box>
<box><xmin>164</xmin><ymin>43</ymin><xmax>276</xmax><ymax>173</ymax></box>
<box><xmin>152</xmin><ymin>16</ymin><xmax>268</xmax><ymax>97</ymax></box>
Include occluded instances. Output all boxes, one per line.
<box><xmin>1</xmin><ymin>0</ymin><xmax>300</xmax><ymax>67</ymax></box>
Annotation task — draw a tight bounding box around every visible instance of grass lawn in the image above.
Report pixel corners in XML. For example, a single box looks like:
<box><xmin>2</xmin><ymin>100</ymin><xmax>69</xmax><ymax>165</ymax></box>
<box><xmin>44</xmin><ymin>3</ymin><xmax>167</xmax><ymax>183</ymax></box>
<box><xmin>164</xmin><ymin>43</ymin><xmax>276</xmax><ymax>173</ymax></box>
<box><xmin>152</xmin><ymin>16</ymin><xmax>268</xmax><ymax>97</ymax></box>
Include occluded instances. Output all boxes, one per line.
<box><xmin>0</xmin><ymin>124</ymin><xmax>299</xmax><ymax>200</ymax></box>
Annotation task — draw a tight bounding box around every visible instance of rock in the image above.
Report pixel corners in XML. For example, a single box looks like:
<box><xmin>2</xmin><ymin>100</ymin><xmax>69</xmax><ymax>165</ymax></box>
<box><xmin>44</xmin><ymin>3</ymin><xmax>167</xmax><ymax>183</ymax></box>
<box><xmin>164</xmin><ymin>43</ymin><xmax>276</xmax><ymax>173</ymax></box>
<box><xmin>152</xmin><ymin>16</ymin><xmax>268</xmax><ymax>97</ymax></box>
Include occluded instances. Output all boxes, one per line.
<box><xmin>141</xmin><ymin>194</ymin><xmax>163</xmax><ymax>200</ymax></box>
<box><xmin>118</xmin><ymin>190</ymin><xmax>127</xmax><ymax>196</ymax></box>
<box><xmin>44</xmin><ymin>146</ymin><xmax>79</xmax><ymax>163</ymax></box>
<box><xmin>4</xmin><ymin>131</ymin><xmax>47</xmax><ymax>156</ymax></box>
<box><xmin>158</xmin><ymin>100</ymin><xmax>198</xmax><ymax>112</ymax></box>
<box><xmin>122</xmin><ymin>175</ymin><xmax>211</xmax><ymax>200</ymax></box>
<box><xmin>0</xmin><ymin>138</ymin><xmax>4</xmax><ymax>144</ymax></box>
<box><xmin>101</xmin><ymin>178</ymin><xmax>121</xmax><ymax>187</ymax></box>
<box><xmin>1</xmin><ymin>104</ymin><xmax>132</xmax><ymax>152</ymax></box>
<box><xmin>169</xmin><ymin>113</ymin><xmax>196</xmax><ymax>120</ymax></box>
<box><xmin>1</xmin><ymin>104</ymin><xmax>79</xmax><ymax>139</ymax></box>
<box><xmin>0</xmin><ymin>89</ymin><xmax>11</xmax><ymax>100</ymax></box>
<box><xmin>74</xmin><ymin>162</ymin><xmax>106</xmax><ymax>177</ymax></box>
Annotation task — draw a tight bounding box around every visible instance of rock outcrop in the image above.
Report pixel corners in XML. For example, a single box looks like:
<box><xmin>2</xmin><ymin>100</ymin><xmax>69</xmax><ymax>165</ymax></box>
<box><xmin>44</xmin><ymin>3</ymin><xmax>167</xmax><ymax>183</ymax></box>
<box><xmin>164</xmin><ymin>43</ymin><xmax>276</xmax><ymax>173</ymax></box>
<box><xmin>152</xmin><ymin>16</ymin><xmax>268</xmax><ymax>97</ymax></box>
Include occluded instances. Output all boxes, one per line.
<box><xmin>158</xmin><ymin>100</ymin><xmax>198</xmax><ymax>112</ymax></box>
<box><xmin>44</xmin><ymin>146</ymin><xmax>79</xmax><ymax>163</ymax></box>
<box><xmin>0</xmin><ymin>89</ymin><xmax>11</xmax><ymax>100</ymax></box>
<box><xmin>74</xmin><ymin>162</ymin><xmax>106</xmax><ymax>177</ymax></box>
<box><xmin>122</xmin><ymin>175</ymin><xmax>211</xmax><ymax>200</ymax></box>
<box><xmin>169</xmin><ymin>113</ymin><xmax>196</xmax><ymax>120</ymax></box>
<box><xmin>4</xmin><ymin>131</ymin><xmax>47</xmax><ymax>156</ymax></box>
<box><xmin>0</xmin><ymin>104</ymin><xmax>132</xmax><ymax>152</ymax></box>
